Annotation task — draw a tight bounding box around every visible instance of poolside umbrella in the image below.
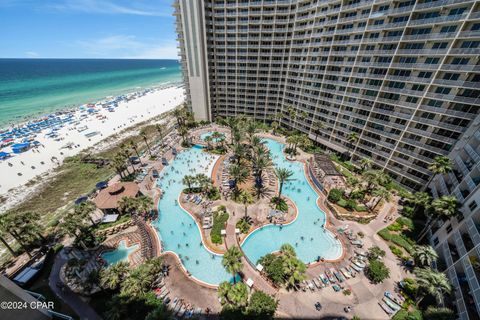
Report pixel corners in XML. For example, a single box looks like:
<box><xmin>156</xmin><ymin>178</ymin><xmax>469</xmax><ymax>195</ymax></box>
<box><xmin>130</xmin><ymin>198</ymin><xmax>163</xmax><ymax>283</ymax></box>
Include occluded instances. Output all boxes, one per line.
<box><xmin>0</xmin><ymin>151</ymin><xmax>10</xmax><ymax>160</ymax></box>
<box><xmin>96</xmin><ymin>181</ymin><xmax>108</xmax><ymax>190</ymax></box>
<box><xmin>75</xmin><ymin>196</ymin><xmax>88</xmax><ymax>205</ymax></box>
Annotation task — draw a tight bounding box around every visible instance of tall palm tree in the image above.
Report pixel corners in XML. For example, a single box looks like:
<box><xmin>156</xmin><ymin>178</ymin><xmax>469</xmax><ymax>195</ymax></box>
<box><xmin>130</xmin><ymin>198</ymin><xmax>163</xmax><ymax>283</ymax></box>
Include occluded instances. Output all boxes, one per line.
<box><xmin>140</xmin><ymin>129</ymin><xmax>152</xmax><ymax>157</ymax></box>
<box><xmin>430</xmin><ymin>195</ymin><xmax>460</xmax><ymax>220</ymax></box>
<box><xmin>120</xmin><ymin>267</ymin><xmax>153</xmax><ymax>298</ymax></box>
<box><xmin>229</xmin><ymin>164</ymin><xmax>249</xmax><ymax>192</ymax></box>
<box><xmin>204</xmin><ymin>135</ymin><xmax>213</xmax><ymax>150</ymax></box>
<box><xmin>372</xmin><ymin>187</ymin><xmax>391</xmax><ymax>210</ymax></box>
<box><xmin>110</xmin><ymin>153</ymin><xmax>128</xmax><ymax>178</ymax></box>
<box><xmin>238</xmin><ymin>190</ymin><xmax>254</xmax><ymax>217</ymax></box>
<box><xmin>360</xmin><ymin>157</ymin><xmax>373</xmax><ymax>172</ymax></box>
<box><xmin>427</xmin><ymin>155</ymin><xmax>453</xmax><ymax>187</ymax></box>
<box><xmin>118</xmin><ymin>196</ymin><xmax>137</xmax><ymax>215</ymax></box>
<box><xmin>227</xmin><ymin>282</ymin><xmax>249</xmax><ymax>308</ymax></box>
<box><xmin>195</xmin><ymin>173</ymin><xmax>212</xmax><ymax>195</ymax></box>
<box><xmin>415</xmin><ymin>268</ymin><xmax>452</xmax><ymax>304</ymax></box>
<box><xmin>128</xmin><ymin>140</ymin><xmax>142</xmax><ymax>165</ymax></box>
<box><xmin>245</xmin><ymin>120</ymin><xmax>257</xmax><ymax>140</ymax></box>
<box><xmin>178</xmin><ymin>126</ymin><xmax>190</xmax><ymax>146</ymax></box>
<box><xmin>413</xmin><ymin>245</ymin><xmax>438</xmax><ymax>267</ymax></box>
<box><xmin>225</xmin><ymin>117</ymin><xmax>238</xmax><ymax>145</ymax></box>
<box><xmin>347</xmin><ymin>132</ymin><xmax>359</xmax><ymax>154</ymax></box>
<box><xmin>182</xmin><ymin>175</ymin><xmax>196</xmax><ymax>192</ymax></box>
<box><xmin>0</xmin><ymin>217</ymin><xmax>17</xmax><ymax>256</ymax></box>
<box><xmin>282</xmin><ymin>254</ymin><xmax>306</xmax><ymax>288</ymax></box>
<box><xmin>271</xmin><ymin>121</ymin><xmax>279</xmax><ymax>135</ymax></box>
<box><xmin>155</xmin><ymin>124</ymin><xmax>164</xmax><ymax>145</ymax></box>
<box><xmin>120</xmin><ymin>143</ymin><xmax>136</xmax><ymax>173</ymax></box>
<box><xmin>275</xmin><ymin>168</ymin><xmax>293</xmax><ymax>198</ymax></box>
<box><xmin>136</xmin><ymin>196</ymin><xmax>154</xmax><ymax>218</ymax></box>
<box><xmin>222</xmin><ymin>246</ymin><xmax>243</xmax><ymax>284</ymax></box>
<box><xmin>312</xmin><ymin>120</ymin><xmax>324</xmax><ymax>142</ymax></box>
<box><xmin>100</xmin><ymin>261</ymin><xmax>130</xmax><ymax>290</ymax></box>
<box><xmin>74</xmin><ymin>201</ymin><xmax>97</xmax><ymax>225</ymax></box>
<box><xmin>232</xmin><ymin>143</ymin><xmax>246</xmax><ymax>164</ymax></box>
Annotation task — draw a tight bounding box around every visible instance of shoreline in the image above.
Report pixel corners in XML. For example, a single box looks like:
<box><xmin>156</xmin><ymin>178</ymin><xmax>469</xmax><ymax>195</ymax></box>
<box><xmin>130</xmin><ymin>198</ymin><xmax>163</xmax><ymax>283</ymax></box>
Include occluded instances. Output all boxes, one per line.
<box><xmin>0</xmin><ymin>80</ymin><xmax>183</xmax><ymax>131</ymax></box>
<box><xmin>0</xmin><ymin>84</ymin><xmax>185</xmax><ymax>211</ymax></box>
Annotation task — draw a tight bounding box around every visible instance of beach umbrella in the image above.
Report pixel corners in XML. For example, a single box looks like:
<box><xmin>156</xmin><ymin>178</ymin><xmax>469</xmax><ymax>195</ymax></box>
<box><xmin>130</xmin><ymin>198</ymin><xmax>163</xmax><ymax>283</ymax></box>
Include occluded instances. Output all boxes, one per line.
<box><xmin>0</xmin><ymin>151</ymin><xmax>10</xmax><ymax>160</ymax></box>
<box><xmin>96</xmin><ymin>181</ymin><xmax>108</xmax><ymax>190</ymax></box>
<box><xmin>75</xmin><ymin>196</ymin><xmax>88</xmax><ymax>205</ymax></box>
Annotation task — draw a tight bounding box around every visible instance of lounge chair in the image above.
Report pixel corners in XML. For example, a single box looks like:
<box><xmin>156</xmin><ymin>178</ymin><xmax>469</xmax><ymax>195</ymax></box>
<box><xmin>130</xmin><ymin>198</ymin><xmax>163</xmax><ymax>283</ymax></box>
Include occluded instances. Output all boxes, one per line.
<box><xmin>383</xmin><ymin>297</ymin><xmax>401</xmax><ymax>311</ymax></box>
<box><xmin>340</xmin><ymin>268</ymin><xmax>351</xmax><ymax>279</ymax></box>
<box><xmin>379</xmin><ymin>302</ymin><xmax>394</xmax><ymax>315</ymax></box>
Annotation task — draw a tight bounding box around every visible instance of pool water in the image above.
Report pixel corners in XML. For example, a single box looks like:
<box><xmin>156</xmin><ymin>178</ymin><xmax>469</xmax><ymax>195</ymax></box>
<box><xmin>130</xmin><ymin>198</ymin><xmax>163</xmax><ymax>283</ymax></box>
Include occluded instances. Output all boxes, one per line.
<box><xmin>101</xmin><ymin>240</ymin><xmax>139</xmax><ymax>266</ymax></box>
<box><xmin>200</xmin><ymin>131</ymin><xmax>224</xmax><ymax>143</ymax></box>
<box><xmin>241</xmin><ymin>138</ymin><xmax>343</xmax><ymax>264</ymax></box>
<box><xmin>152</xmin><ymin>139</ymin><xmax>342</xmax><ymax>285</ymax></box>
<box><xmin>152</xmin><ymin>146</ymin><xmax>233</xmax><ymax>285</ymax></box>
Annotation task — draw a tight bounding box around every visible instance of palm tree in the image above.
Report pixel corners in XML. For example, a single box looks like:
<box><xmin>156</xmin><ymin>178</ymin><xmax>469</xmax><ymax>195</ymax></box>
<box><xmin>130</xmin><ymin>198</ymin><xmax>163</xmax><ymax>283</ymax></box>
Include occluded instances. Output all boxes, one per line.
<box><xmin>140</xmin><ymin>129</ymin><xmax>152</xmax><ymax>157</ymax></box>
<box><xmin>173</xmin><ymin>107</ymin><xmax>186</xmax><ymax>127</ymax></box>
<box><xmin>252</xmin><ymin>154</ymin><xmax>272</xmax><ymax>194</ymax></box>
<box><xmin>232</xmin><ymin>143</ymin><xmax>246</xmax><ymax>164</ymax></box>
<box><xmin>204</xmin><ymin>135</ymin><xmax>213</xmax><ymax>150</ymax></box>
<box><xmin>275</xmin><ymin>168</ymin><xmax>293</xmax><ymax>198</ymax></box>
<box><xmin>119</xmin><ymin>142</ymin><xmax>136</xmax><ymax>173</ymax></box>
<box><xmin>245</xmin><ymin>120</ymin><xmax>257</xmax><ymax>140</ymax></box>
<box><xmin>155</xmin><ymin>124</ymin><xmax>164</xmax><ymax>145</ymax></box>
<box><xmin>218</xmin><ymin>281</ymin><xmax>232</xmax><ymax>305</ymax></box>
<box><xmin>280</xmin><ymin>243</ymin><xmax>296</xmax><ymax>258</ymax></box>
<box><xmin>225</xmin><ymin>117</ymin><xmax>238</xmax><ymax>145</ymax></box>
<box><xmin>110</xmin><ymin>153</ymin><xmax>128</xmax><ymax>178</ymax></box>
<box><xmin>182</xmin><ymin>175</ymin><xmax>196</xmax><ymax>192</ymax></box>
<box><xmin>282</xmin><ymin>254</ymin><xmax>306</xmax><ymax>288</ymax></box>
<box><xmin>178</xmin><ymin>126</ymin><xmax>190</xmax><ymax>146</ymax></box>
<box><xmin>227</xmin><ymin>282</ymin><xmax>249</xmax><ymax>308</ymax></box>
<box><xmin>347</xmin><ymin>132</ymin><xmax>359</xmax><ymax>154</ymax></box>
<box><xmin>0</xmin><ymin>218</ymin><xmax>17</xmax><ymax>256</ymax></box>
<box><xmin>371</xmin><ymin>187</ymin><xmax>391</xmax><ymax>211</ymax></box>
<box><xmin>411</xmin><ymin>192</ymin><xmax>431</xmax><ymax>211</ymax></box>
<box><xmin>430</xmin><ymin>195</ymin><xmax>460</xmax><ymax>220</ymax></box>
<box><xmin>222</xmin><ymin>246</ymin><xmax>243</xmax><ymax>284</ymax></box>
<box><xmin>238</xmin><ymin>190</ymin><xmax>254</xmax><ymax>217</ymax></box>
<box><xmin>74</xmin><ymin>201</ymin><xmax>97</xmax><ymax>225</ymax></box>
<box><xmin>195</xmin><ymin>173</ymin><xmax>212</xmax><ymax>195</ymax></box>
<box><xmin>100</xmin><ymin>261</ymin><xmax>130</xmax><ymax>290</ymax></box>
<box><xmin>312</xmin><ymin>120</ymin><xmax>324</xmax><ymax>142</ymax></box>
<box><xmin>136</xmin><ymin>196</ymin><xmax>154</xmax><ymax>218</ymax></box>
<box><xmin>229</xmin><ymin>164</ymin><xmax>249</xmax><ymax>192</ymax></box>
<box><xmin>415</xmin><ymin>268</ymin><xmax>452</xmax><ymax>304</ymax></box>
<box><xmin>118</xmin><ymin>196</ymin><xmax>137</xmax><ymax>215</ymax></box>
<box><xmin>413</xmin><ymin>245</ymin><xmax>438</xmax><ymax>267</ymax></box>
<box><xmin>360</xmin><ymin>157</ymin><xmax>373</xmax><ymax>172</ymax></box>
<box><xmin>128</xmin><ymin>140</ymin><xmax>142</xmax><ymax>165</ymax></box>
<box><xmin>427</xmin><ymin>155</ymin><xmax>453</xmax><ymax>186</ymax></box>
<box><xmin>120</xmin><ymin>266</ymin><xmax>153</xmax><ymax>298</ymax></box>
<box><xmin>271</xmin><ymin>121</ymin><xmax>279</xmax><ymax>135</ymax></box>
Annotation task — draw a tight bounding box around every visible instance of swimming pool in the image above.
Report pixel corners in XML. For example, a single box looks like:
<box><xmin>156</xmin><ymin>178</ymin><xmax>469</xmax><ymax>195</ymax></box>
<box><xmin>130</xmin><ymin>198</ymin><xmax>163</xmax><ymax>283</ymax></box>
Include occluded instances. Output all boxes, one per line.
<box><xmin>241</xmin><ymin>138</ymin><xmax>343</xmax><ymax>264</ymax></box>
<box><xmin>200</xmin><ymin>131</ymin><xmax>224</xmax><ymax>143</ymax></box>
<box><xmin>101</xmin><ymin>240</ymin><xmax>139</xmax><ymax>266</ymax></box>
<box><xmin>152</xmin><ymin>146</ymin><xmax>233</xmax><ymax>285</ymax></box>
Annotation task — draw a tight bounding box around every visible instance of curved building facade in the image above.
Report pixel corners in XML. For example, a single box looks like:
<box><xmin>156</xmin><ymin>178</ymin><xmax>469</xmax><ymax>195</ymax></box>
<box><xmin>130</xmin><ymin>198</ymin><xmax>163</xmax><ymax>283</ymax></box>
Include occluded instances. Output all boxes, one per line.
<box><xmin>174</xmin><ymin>0</ymin><xmax>480</xmax><ymax>191</ymax></box>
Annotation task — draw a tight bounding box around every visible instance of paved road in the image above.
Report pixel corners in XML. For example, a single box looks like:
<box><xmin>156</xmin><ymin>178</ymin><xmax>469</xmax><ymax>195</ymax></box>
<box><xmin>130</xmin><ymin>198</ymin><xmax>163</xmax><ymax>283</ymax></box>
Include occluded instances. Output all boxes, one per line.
<box><xmin>48</xmin><ymin>249</ymin><xmax>103</xmax><ymax>320</ymax></box>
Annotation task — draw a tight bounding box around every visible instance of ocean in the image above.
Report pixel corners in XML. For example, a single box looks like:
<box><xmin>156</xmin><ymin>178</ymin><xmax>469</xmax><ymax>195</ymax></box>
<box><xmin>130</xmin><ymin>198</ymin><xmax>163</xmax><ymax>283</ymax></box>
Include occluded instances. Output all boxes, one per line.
<box><xmin>0</xmin><ymin>59</ymin><xmax>182</xmax><ymax>128</ymax></box>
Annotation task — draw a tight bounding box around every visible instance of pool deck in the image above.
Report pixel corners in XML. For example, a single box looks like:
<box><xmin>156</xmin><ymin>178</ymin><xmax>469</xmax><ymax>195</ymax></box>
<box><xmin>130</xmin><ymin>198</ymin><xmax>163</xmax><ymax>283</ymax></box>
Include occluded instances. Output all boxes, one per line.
<box><xmin>132</xmin><ymin>126</ymin><xmax>406</xmax><ymax>319</ymax></box>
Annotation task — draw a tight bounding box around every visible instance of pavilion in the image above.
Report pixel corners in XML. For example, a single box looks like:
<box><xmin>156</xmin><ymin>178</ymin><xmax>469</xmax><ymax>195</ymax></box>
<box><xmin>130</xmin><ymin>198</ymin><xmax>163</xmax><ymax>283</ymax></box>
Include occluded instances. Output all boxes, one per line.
<box><xmin>93</xmin><ymin>182</ymin><xmax>140</xmax><ymax>214</ymax></box>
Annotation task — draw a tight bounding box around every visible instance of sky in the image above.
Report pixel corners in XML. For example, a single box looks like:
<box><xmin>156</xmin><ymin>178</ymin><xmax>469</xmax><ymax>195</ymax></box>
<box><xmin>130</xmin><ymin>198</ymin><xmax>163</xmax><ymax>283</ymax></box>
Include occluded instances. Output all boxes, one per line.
<box><xmin>0</xmin><ymin>0</ymin><xmax>178</xmax><ymax>59</ymax></box>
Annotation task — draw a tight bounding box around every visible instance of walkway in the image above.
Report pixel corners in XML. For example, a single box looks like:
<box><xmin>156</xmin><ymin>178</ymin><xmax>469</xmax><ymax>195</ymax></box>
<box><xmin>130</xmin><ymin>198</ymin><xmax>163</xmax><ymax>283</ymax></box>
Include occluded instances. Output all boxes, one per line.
<box><xmin>48</xmin><ymin>249</ymin><xmax>102</xmax><ymax>320</ymax></box>
<box><xmin>224</xmin><ymin>221</ymin><xmax>277</xmax><ymax>296</ymax></box>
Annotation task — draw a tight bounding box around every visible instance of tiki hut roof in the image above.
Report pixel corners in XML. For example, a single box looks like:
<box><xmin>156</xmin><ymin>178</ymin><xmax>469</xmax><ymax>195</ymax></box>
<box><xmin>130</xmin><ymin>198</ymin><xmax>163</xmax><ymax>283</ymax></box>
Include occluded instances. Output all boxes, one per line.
<box><xmin>93</xmin><ymin>182</ymin><xmax>139</xmax><ymax>210</ymax></box>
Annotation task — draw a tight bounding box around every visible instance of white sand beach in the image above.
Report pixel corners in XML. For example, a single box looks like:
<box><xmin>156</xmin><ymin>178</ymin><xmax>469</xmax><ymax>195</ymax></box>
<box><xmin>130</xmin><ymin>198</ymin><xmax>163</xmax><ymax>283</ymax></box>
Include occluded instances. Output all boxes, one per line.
<box><xmin>0</xmin><ymin>85</ymin><xmax>185</xmax><ymax>209</ymax></box>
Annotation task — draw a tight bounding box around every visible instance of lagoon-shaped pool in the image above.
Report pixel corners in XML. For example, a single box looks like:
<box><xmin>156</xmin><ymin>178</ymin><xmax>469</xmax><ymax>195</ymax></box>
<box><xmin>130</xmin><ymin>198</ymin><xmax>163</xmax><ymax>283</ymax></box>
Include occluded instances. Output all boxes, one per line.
<box><xmin>101</xmin><ymin>240</ymin><xmax>139</xmax><ymax>266</ymax></box>
<box><xmin>152</xmin><ymin>146</ymin><xmax>233</xmax><ymax>285</ymax></box>
<box><xmin>152</xmin><ymin>139</ymin><xmax>342</xmax><ymax>285</ymax></box>
<box><xmin>200</xmin><ymin>131</ymin><xmax>224</xmax><ymax>142</ymax></box>
<box><xmin>241</xmin><ymin>139</ymin><xmax>343</xmax><ymax>264</ymax></box>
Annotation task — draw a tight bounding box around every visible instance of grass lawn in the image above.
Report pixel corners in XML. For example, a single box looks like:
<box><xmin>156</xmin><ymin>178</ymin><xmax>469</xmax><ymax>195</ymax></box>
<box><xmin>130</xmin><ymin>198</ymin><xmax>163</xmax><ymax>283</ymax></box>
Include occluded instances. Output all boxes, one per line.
<box><xmin>26</xmin><ymin>251</ymin><xmax>77</xmax><ymax>319</ymax></box>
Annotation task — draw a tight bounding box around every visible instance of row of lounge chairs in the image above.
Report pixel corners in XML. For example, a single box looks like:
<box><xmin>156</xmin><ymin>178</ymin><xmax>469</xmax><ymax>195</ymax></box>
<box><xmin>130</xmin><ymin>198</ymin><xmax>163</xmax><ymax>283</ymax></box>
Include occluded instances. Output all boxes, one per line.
<box><xmin>379</xmin><ymin>291</ymin><xmax>405</xmax><ymax>317</ymax></box>
<box><xmin>202</xmin><ymin>209</ymin><xmax>213</xmax><ymax>229</ymax></box>
<box><xmin>345</xmin><ymin>230</ymin><xmax>364</xmax><ymax>248</ymax></box>
<box><xmin>184</xmin><ymin>193</ymin><xmax>204</xmax><ymax>205</ymax></box>
<box><xmin>154</xmin><ymin>282</ymin><xmax>203</xmax><ymax>319</ymax></box>
<box><xmin>301</xmin><ymin>251</ymin><xmax>368</xmax><ymax>293</ymax></box>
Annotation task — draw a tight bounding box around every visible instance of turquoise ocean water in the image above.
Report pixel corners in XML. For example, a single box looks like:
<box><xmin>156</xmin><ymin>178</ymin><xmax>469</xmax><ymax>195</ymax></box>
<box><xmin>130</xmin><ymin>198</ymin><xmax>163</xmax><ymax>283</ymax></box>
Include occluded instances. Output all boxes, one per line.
<box><xmin>0</xmin><ymin>59</ymin><xmax>182</xmax><ymax>128</ymax></box>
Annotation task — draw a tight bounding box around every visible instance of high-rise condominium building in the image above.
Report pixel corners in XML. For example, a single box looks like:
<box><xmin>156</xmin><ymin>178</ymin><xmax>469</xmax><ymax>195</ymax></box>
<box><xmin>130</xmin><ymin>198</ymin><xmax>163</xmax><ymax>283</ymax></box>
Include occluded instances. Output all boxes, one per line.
<box><xmin>173</xmin><ymin>0</ymin><xmax>480</xmax><ymax>191</ymax></box>
<box><xmin>428</xmin><ymin>113</ymin><xmax>480</xmax><ymax>319</ymax></box>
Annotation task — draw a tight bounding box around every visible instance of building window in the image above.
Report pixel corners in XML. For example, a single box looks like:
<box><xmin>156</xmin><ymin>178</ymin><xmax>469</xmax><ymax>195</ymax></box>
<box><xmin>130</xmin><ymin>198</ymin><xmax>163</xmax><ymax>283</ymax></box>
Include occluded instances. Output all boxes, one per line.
<box><xmin>468</xmin><ymin>200</ymin><xmax>478</xmax><ymax>212</ymax></box>
<box><xmin>446</xmin><ymin>224</ymin><xmax>453</xmax><ymax>233</ymax></box>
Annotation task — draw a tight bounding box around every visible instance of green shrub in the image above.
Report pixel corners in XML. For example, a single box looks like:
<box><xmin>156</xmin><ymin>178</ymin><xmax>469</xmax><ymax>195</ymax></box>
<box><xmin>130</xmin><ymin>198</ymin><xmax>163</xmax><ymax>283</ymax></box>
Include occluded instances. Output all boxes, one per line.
<box><xmin>401</xmin><ymin>206</ymin><xmax>414</xmax><ymax>218</ymax></box>
<box><xmin>344</xmin><ymin>199</ymin><xmax>356</xmax><ymax>211</ymax></box>
<box><xmin>387</xmin><ymin>222</ymin><xmax>402</xmax><ymax>232</ymax></box>
<box><xmin>401</xmin><ymin>278</ymin><xmax>418</xmax><ymax>298</ymax></box>
<box><xmin>211</xmin><ymin>210</ymin><xmax>229</xmax><ymax>244</ymax></box>
<box><xmin>328</xmin><ymin>188</ymin><xmax>343</xmax><ymax>203</ymax></box>
<box><xmin>397</xmin><ymin>217</ymin><xmax>414</xmax><ymax>230</ymax></box>
<box><xmin>389</xmin><ymin>245</ymin><xmax>404</xmax><ymax>259</ymax></box>
<box><xmin>365</xmin><ymin>259</ymin><xmax>390</xmax><ymax>284</ymax></box>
